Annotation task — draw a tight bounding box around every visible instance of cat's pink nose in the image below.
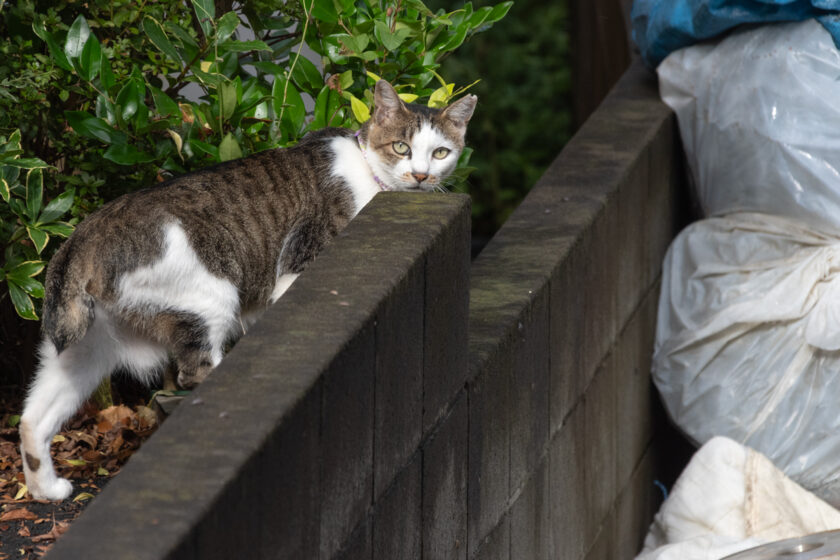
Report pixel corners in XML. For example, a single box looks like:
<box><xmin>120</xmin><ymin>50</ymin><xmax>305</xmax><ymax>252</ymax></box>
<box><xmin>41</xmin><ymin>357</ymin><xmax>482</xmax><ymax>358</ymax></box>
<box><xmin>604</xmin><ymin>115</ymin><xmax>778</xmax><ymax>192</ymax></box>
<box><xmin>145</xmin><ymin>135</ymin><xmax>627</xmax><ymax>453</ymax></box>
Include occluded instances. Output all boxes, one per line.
<box><xmin>412</xmin><ymin>172</ymin><xmax>428</xmax><ymax>183</ymax></box>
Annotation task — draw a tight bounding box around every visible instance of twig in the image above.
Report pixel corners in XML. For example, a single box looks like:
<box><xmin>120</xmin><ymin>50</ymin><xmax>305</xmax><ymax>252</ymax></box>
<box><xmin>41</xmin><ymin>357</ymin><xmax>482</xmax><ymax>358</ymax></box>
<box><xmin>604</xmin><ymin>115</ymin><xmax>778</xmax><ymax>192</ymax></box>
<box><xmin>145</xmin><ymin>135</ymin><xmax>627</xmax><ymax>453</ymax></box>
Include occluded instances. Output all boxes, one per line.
<box><xmin>277</xmin><ymin>0</ymin><xmax>313</xmax><ymax>129</ymax></box>
<box><xmin>164</xmin><ymin>48</ymin><xmax>206</xmax><ymax>97</ymax></box>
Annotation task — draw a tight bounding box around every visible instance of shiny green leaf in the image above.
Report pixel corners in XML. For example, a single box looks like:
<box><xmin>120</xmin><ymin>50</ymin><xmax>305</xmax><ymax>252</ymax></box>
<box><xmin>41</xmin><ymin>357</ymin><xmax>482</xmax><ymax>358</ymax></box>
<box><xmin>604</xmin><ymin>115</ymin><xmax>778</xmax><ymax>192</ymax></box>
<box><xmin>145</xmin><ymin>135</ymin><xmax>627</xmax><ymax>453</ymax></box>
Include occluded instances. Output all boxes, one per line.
<box><xmin>38</xmin><ymin>222</ymin><xmax>74</xmax><ymax>238</ymax></box>
<box><xmin>218</xmin><ymin>133</ymin><xmax>242</xmax><ymax>162</ymax></box>
<box><xmin>404</xmin><ymin>0</ymin><xmax>435</xmax><ymax>16</ymax></box>
<box><xmin>0</xmin><ymin>178</ymin><xmax>9</xmax><ymax>203</ymax></box>
<box><xmin>349</xmin><ymin>94</ymin><xmax>370</xmax><ymax>123</ymax></box>
<box><xmin>336</xmin><ymin>33</ymin><xmax>369</xmax><ymax>54</ymax></box>
<box><xmin>272</xmin><ymin>78</ymin><xmax>305</xmax><ymax>133</ymax></box>
<box><xmin>39</xmin><ymin>189</ymin><xmax>75</xmax><ymax>224</ymax></box>
<box><xmin>0</xmin><ymin>158</ymin><xmax>48</xmax><ymax>169</ymax></box>
<box><xmin>313</xmin><ymin>85</ymin><xmax>341</xmax><ymax>128</ymax></box>
<box><xmin>96</xmin><ymin>94</ymin><xmax>116</xmax><ymax>124</ymax></box>
<box><xmin>103</xmin><ymin>144</ymin><xmax>156</xmax><ymax>165</ymax></box>
<box><xmin>9</xmin><ymin>276</ymin><xmax>44</xmax><ymax>299</ymax></box>
<box><xmin>64</xmin><ymin>15</ymin><xmax>91</xmax><ymax>61</ymax></box>
<box><xmin>32</xmin><ymin>21</ymin><xmax>72</xmax><ymax>71</ymax></box>
<box><xmin>215</xmin><ymin>12</ymin><xmax>240</xmax><ymax>44</ymax></box>
<box><xmin>78</xmin><ymin>34</ymin><xmax>101</xmax><ymax>81</ymax></box>
<box><xmin>142</xmin><ymin>16</ymin><xmax>183</xmax><ymax>65</ymax></box>
<box><xmin>166</xmin><ymin>23</ymin><xmax>199</xmax><ymax>61</ymax></box>
<box><xmin>290</xmin><ymin>55</ymin><xmax>323</xmax><ymax>90</ymax></box>
<box><xmin>116</xmin><ymin>80</ymin><xmax>144</xmax><ymax>121</ymax></box>
<box><xmin>339</xmin><ymin>70</ymin><xmax>354</xmax><ymax>91</ymax></box>
<box><xmin>218</xmin><ymin>39</ymin><xmax>271</xmax><ymax>52</ymax></box>
<box><xmin>191</xmin><ymin>0</ymin><xmax>216</xmax><ymax>38</ymax></box>
<box><xmin>65</xmin><ymin>112</ymin><xmax>126</xmax><ymax>144</ymax></box>
<box><xmin>189</xmin><ymin>139</ymin><xmax>219</xmax><ymax>159</ymax></box>
<box><xmin>99</xmin><ymin>51</ymin><xmax>116</xmax><ymax>91</ymax></box>
<box><xmin>311</xmin><ymin>0</ymin><xmax>338</xmax><ymax>23</ymax></box>
<box><xmin>487</xmin><ymin>1</ymin><xmax>513</xmax><ymax>23</ymax></box>
<box><xmin>25</xmin><ymin>168</ymin><xmax>43</xmax><ymax>223</ymax></box>
<box><xmin>374</xmin><ymin>21</ymin><xmax>411</xmax><ymax>51</ymax></box>
<box><xmin>6</xmin><ymin>261</ymin><xmax>45</xmax><ymax>281</ymax></box>
<box><xmin>27</xmin><ymin>226</ymin><xmax>49</xmax><ymax>254</ymax></box>
<box><xmin>219</xmin><ymin>81</ymin><xmax>237</xmax><ymax>120</ymax></box>
<box><xmin>428</xmin><ymin>83</ymin><xmax>454</xmax><ymax>108</ymax></box>
<box><xmin>7</xmin><ymin>281</ymin><xmax>37</xmax><ymax>320</ymax></box>
<box><xmin>150</xmin><ymin>86</ymin><xmax>180</xmax><ymax>117</ymax></box>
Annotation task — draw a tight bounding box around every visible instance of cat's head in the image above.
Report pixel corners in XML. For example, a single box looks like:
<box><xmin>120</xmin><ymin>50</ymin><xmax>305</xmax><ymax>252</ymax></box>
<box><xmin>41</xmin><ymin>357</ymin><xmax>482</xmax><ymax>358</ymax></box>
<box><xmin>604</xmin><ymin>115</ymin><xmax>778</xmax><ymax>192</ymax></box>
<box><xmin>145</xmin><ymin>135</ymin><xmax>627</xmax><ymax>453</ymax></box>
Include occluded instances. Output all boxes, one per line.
<box><xmin>359</xmin><ymin>80</ymin><xmax>477</xmax><ymax>192</ymax></box>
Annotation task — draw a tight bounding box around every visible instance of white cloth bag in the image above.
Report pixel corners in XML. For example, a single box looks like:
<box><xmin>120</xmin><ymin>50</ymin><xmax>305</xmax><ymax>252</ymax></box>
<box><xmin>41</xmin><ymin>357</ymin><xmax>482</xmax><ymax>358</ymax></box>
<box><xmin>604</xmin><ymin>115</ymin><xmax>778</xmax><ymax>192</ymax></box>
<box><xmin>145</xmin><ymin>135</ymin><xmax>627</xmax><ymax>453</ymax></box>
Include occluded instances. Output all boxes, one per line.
<box><xmin>636</xmin><ymin>437</ymin><xmax>840</xmax><ymax>560</ymax></box>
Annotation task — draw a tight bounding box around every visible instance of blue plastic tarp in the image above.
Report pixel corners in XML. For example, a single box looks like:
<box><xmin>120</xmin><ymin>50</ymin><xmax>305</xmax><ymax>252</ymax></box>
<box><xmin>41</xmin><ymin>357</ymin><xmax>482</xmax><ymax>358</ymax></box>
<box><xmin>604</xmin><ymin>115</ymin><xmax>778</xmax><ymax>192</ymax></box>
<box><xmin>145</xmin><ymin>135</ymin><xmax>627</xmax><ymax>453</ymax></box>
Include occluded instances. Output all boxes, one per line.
<box><xmin>631</xmin><ymin>0</ymin><xmax>840</xmax><ymax>67</ymax></box>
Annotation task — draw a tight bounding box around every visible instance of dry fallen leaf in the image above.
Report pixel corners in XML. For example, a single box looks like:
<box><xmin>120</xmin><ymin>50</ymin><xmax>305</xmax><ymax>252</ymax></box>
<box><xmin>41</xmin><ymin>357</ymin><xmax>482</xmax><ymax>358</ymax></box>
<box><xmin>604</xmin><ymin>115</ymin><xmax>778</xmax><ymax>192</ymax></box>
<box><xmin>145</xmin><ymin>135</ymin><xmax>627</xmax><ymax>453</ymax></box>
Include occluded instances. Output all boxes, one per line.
<box><xmin>96</xmin><ymin>405</ymin><xmax>133</xmax><ymax>428</ymax></box>
<box><xmin>1</xmin><ymin>399</ymin><xmax>161</xmax><ymax>557</ymax></box>
<box><xmin>95</xmin><ymin>420</ymin><xmax>113</xmax><ymax>434</ymax></box>
<box><xmin>0</xmin><ymin>508</ymin><xmax>36</xmax><ymax>522</ymax></box>
<box><xmin>30</xmin><ymin>517</ymin><xmax>69</xmax><ymax>543</ymax></box>
<box><xmin>71</xmin><ymin>493</ymin><xmax>94</xmax><ymax>503</ymax></box>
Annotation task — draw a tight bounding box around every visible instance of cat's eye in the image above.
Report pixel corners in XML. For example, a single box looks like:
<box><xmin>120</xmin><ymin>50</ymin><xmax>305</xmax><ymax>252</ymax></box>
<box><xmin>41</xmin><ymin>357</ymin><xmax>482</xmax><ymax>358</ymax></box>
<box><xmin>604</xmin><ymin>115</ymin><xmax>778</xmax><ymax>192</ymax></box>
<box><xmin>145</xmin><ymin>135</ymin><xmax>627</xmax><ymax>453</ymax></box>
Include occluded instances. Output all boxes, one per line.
<box><xmin>392</xmin><ymin>141</ymin><xmax>410</xmax><ymax>155</ymax></box>
<box><xmin>433</xmin><ymin>147</ymin><xmax>451</xmax><ymax>160</ymax></box>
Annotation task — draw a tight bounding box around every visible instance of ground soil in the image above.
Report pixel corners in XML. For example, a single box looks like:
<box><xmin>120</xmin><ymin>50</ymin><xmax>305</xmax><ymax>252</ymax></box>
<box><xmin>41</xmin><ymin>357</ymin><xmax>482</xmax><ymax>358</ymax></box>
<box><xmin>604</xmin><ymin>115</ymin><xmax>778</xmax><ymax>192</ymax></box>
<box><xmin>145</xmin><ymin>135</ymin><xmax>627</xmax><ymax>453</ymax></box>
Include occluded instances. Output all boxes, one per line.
<box><xmin>0</xmin><ymin>387</ymin><xmax>159</xmax><ymax>559</ymax></box>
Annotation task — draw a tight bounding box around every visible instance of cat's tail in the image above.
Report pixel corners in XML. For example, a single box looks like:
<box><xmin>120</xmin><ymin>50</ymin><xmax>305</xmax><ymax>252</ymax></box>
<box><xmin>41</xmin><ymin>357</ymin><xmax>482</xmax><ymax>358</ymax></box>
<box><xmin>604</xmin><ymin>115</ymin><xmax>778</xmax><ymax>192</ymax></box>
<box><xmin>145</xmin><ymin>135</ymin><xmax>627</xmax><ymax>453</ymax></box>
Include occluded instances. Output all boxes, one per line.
<box><xmin>41</xmin><ymin>237</ymin><xmax>96</xmax><ymax>354</ymax></box>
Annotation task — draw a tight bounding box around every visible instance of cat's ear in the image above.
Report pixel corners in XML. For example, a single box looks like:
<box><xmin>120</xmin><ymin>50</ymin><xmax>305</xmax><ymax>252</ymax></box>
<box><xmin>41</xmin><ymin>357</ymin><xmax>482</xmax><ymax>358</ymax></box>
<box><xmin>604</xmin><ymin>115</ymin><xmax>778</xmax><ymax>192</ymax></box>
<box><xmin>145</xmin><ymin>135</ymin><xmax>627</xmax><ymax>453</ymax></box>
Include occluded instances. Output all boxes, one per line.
<box><xmin>373</xmin><ymin>80</ymin><xmax>408</xmax><ymax>125</ymax></box>
<box><xmin>442</xmin><ymin>94</ymin><xmax>478</xmax><ymax>130</ymax></box>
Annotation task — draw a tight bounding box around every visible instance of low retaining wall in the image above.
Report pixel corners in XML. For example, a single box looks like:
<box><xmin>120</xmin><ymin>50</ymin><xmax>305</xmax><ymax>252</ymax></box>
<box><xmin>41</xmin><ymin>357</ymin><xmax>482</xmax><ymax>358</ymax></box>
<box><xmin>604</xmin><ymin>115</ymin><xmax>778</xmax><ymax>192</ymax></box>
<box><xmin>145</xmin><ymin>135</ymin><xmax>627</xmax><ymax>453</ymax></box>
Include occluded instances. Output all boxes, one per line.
<box><xmin>47</xmin><ymin>58</ymin><xmax>687</xmax><ymax>560</ymax></box>
<box><xmin>464</xmin><ymin>58</ymin><xmax>687</xmax><ymax>559</ymax></box>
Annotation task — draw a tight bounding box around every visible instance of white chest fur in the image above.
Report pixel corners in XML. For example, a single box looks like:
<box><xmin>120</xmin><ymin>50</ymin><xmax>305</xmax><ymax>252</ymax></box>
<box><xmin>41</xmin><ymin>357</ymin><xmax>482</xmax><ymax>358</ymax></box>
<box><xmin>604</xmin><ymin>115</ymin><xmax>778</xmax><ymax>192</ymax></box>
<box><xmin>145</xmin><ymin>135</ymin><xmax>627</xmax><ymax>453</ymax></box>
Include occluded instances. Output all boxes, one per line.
<box><xmin>329</xmin><ymin>136</ymin><xmax>381</xmax><ymax>216</ymax></box>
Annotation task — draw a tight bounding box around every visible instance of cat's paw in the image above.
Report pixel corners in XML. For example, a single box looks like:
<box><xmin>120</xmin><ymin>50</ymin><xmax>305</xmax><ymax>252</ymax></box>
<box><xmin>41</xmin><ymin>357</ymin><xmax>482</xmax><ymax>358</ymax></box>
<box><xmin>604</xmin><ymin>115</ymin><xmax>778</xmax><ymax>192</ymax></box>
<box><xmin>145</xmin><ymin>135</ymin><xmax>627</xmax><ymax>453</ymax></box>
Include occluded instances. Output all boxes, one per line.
<box><xmin>30</xmin><ymin>477</ymin><xmax>73</xmax><ymax>501</ymax></box>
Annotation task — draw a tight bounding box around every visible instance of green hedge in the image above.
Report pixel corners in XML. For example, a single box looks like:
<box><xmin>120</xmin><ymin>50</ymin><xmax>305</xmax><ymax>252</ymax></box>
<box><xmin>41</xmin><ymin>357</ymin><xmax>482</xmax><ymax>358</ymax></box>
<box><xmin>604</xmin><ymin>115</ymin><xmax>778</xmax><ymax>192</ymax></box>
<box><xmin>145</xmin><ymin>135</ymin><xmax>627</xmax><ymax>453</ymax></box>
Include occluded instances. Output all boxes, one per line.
<box><xmin>432</xmin><ymin>0</ymin><xmax>571</xmax><ymax>239</ymax></box>
<box><xmin>0</xmin><ymin>0</ymin><xmax>511</xmax><ymax>320</ymax></box>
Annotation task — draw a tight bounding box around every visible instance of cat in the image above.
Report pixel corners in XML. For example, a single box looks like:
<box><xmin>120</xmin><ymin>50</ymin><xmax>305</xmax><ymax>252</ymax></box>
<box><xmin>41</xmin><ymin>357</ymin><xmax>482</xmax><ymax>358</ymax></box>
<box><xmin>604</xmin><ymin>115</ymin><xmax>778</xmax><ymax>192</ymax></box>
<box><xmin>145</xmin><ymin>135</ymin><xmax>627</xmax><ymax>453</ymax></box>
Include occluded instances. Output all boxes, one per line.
<box><xmin>19</xmin><ymin>79</ymin><xmax>477</xmax><ymax>500</ymax></box>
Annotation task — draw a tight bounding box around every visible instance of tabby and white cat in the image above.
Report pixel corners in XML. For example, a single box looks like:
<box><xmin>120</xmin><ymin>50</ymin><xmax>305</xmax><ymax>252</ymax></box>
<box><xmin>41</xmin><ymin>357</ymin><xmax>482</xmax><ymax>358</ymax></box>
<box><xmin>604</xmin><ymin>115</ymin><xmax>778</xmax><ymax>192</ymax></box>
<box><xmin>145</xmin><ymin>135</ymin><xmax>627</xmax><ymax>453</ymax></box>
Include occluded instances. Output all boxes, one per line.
<box><xmin>20</xmin><ymin>80</ymin><xmax>476</xmax><ymax>500</ymax></box>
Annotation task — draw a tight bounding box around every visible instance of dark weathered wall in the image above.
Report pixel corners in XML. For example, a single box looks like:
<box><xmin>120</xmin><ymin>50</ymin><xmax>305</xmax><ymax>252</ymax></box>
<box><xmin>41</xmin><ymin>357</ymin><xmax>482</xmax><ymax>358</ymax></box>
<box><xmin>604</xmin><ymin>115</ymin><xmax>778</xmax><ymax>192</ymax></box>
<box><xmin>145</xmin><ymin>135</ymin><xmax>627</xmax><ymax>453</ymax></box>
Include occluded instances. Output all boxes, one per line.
<box><xmin>46</xmin><ymin>193</ymin><xmax>472</xmax><ymax>560</ymax></box>
<box><xmin>46</xmin><ymin>59</ymin><xmax>686</xmax><ymax>560</ymax></box>
<box><xmin>459</xmin><ymin>58</ymin><xmax>686</xmax><ymax>559</ymax></box>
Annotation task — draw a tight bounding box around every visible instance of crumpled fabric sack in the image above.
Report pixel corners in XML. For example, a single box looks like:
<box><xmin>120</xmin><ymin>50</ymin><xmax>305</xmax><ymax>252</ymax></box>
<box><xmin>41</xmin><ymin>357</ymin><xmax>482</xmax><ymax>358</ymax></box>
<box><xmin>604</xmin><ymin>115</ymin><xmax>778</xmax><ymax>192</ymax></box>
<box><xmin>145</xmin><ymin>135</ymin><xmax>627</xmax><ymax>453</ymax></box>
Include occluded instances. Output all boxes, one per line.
<box><xmin>655</xmin><ymin>212</ymin><xmax>840</xmax><ymax>501</ymax></box>
<box><xmin>636</xmin><ymin>436</ymin><xmax>840</xmax><ymax>560</ymax></box>
<box><xmin>631</xmin><ymin>0</ymin><xmax>840</xmax><ymax>68</ymax></box>
<box><xmin>658</xmin><ymin>19</ymin><xmax>840</xmax><ymax>237</ymax></box>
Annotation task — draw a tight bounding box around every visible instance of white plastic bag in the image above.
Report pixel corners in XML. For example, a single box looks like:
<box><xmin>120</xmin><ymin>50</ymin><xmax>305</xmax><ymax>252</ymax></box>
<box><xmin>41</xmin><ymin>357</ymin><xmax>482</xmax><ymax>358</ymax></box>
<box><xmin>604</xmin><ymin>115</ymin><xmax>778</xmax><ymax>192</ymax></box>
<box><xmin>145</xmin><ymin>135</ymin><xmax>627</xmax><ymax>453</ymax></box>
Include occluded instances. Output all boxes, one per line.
<box><xmin>658</xmin><ymin>19</ymin><xmax>840</xmax><ymax>235</ymax></box>
<box><xmin>636</xmin><ymin>437</ymin><xmax>840</xmax><ymax>560</ymax></box>
<box><xmin>654</xmin><ymin>213</ymin><xmax>840</xmax><ymax>500</ymax></box>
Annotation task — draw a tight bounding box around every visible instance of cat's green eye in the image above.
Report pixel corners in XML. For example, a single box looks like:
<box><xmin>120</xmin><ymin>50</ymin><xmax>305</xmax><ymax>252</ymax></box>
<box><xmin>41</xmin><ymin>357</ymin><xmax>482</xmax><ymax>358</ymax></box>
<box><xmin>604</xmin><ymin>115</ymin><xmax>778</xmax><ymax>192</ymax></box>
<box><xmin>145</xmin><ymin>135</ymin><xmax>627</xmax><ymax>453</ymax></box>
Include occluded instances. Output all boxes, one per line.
<box><xmin>433</xmin><ymin>147</ymin><xmax>451</xmax><ymax>160</ymax></box>
<box><xmin>392</xmin><ymin>141</ymin><xmax>410</xmax><ymax>155</ymax></box>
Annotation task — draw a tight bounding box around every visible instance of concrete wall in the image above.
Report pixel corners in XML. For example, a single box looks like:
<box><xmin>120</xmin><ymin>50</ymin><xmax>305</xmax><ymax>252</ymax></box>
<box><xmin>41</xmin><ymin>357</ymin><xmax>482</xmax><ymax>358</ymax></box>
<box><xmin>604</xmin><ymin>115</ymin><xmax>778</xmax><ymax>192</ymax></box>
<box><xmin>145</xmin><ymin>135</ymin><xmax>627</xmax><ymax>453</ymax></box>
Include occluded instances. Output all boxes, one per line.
<box><xmin>47</xmin><ymin>58</ymin><xmax>688</xmax><ymax>560</ymax></box>
<box><xmin>455</xmin><ymin>58</ymin><xmax>686</xmax><ymax>559</ymax></box>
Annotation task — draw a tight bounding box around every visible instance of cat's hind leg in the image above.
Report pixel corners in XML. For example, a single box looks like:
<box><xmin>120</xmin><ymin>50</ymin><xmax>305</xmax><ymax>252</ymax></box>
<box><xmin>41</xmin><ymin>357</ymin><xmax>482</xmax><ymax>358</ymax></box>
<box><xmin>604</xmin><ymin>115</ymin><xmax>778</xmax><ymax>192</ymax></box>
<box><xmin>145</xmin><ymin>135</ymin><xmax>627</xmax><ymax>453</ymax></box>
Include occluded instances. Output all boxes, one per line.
<box><xmin>147</xmin><ymin>310</ymin><xmax>227</xmax><ymax>390</ymax></box>
<box><xmin>19</xmin><ymin>307</ymin><xmax>122</xmax><ymax>501</ymax></box>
